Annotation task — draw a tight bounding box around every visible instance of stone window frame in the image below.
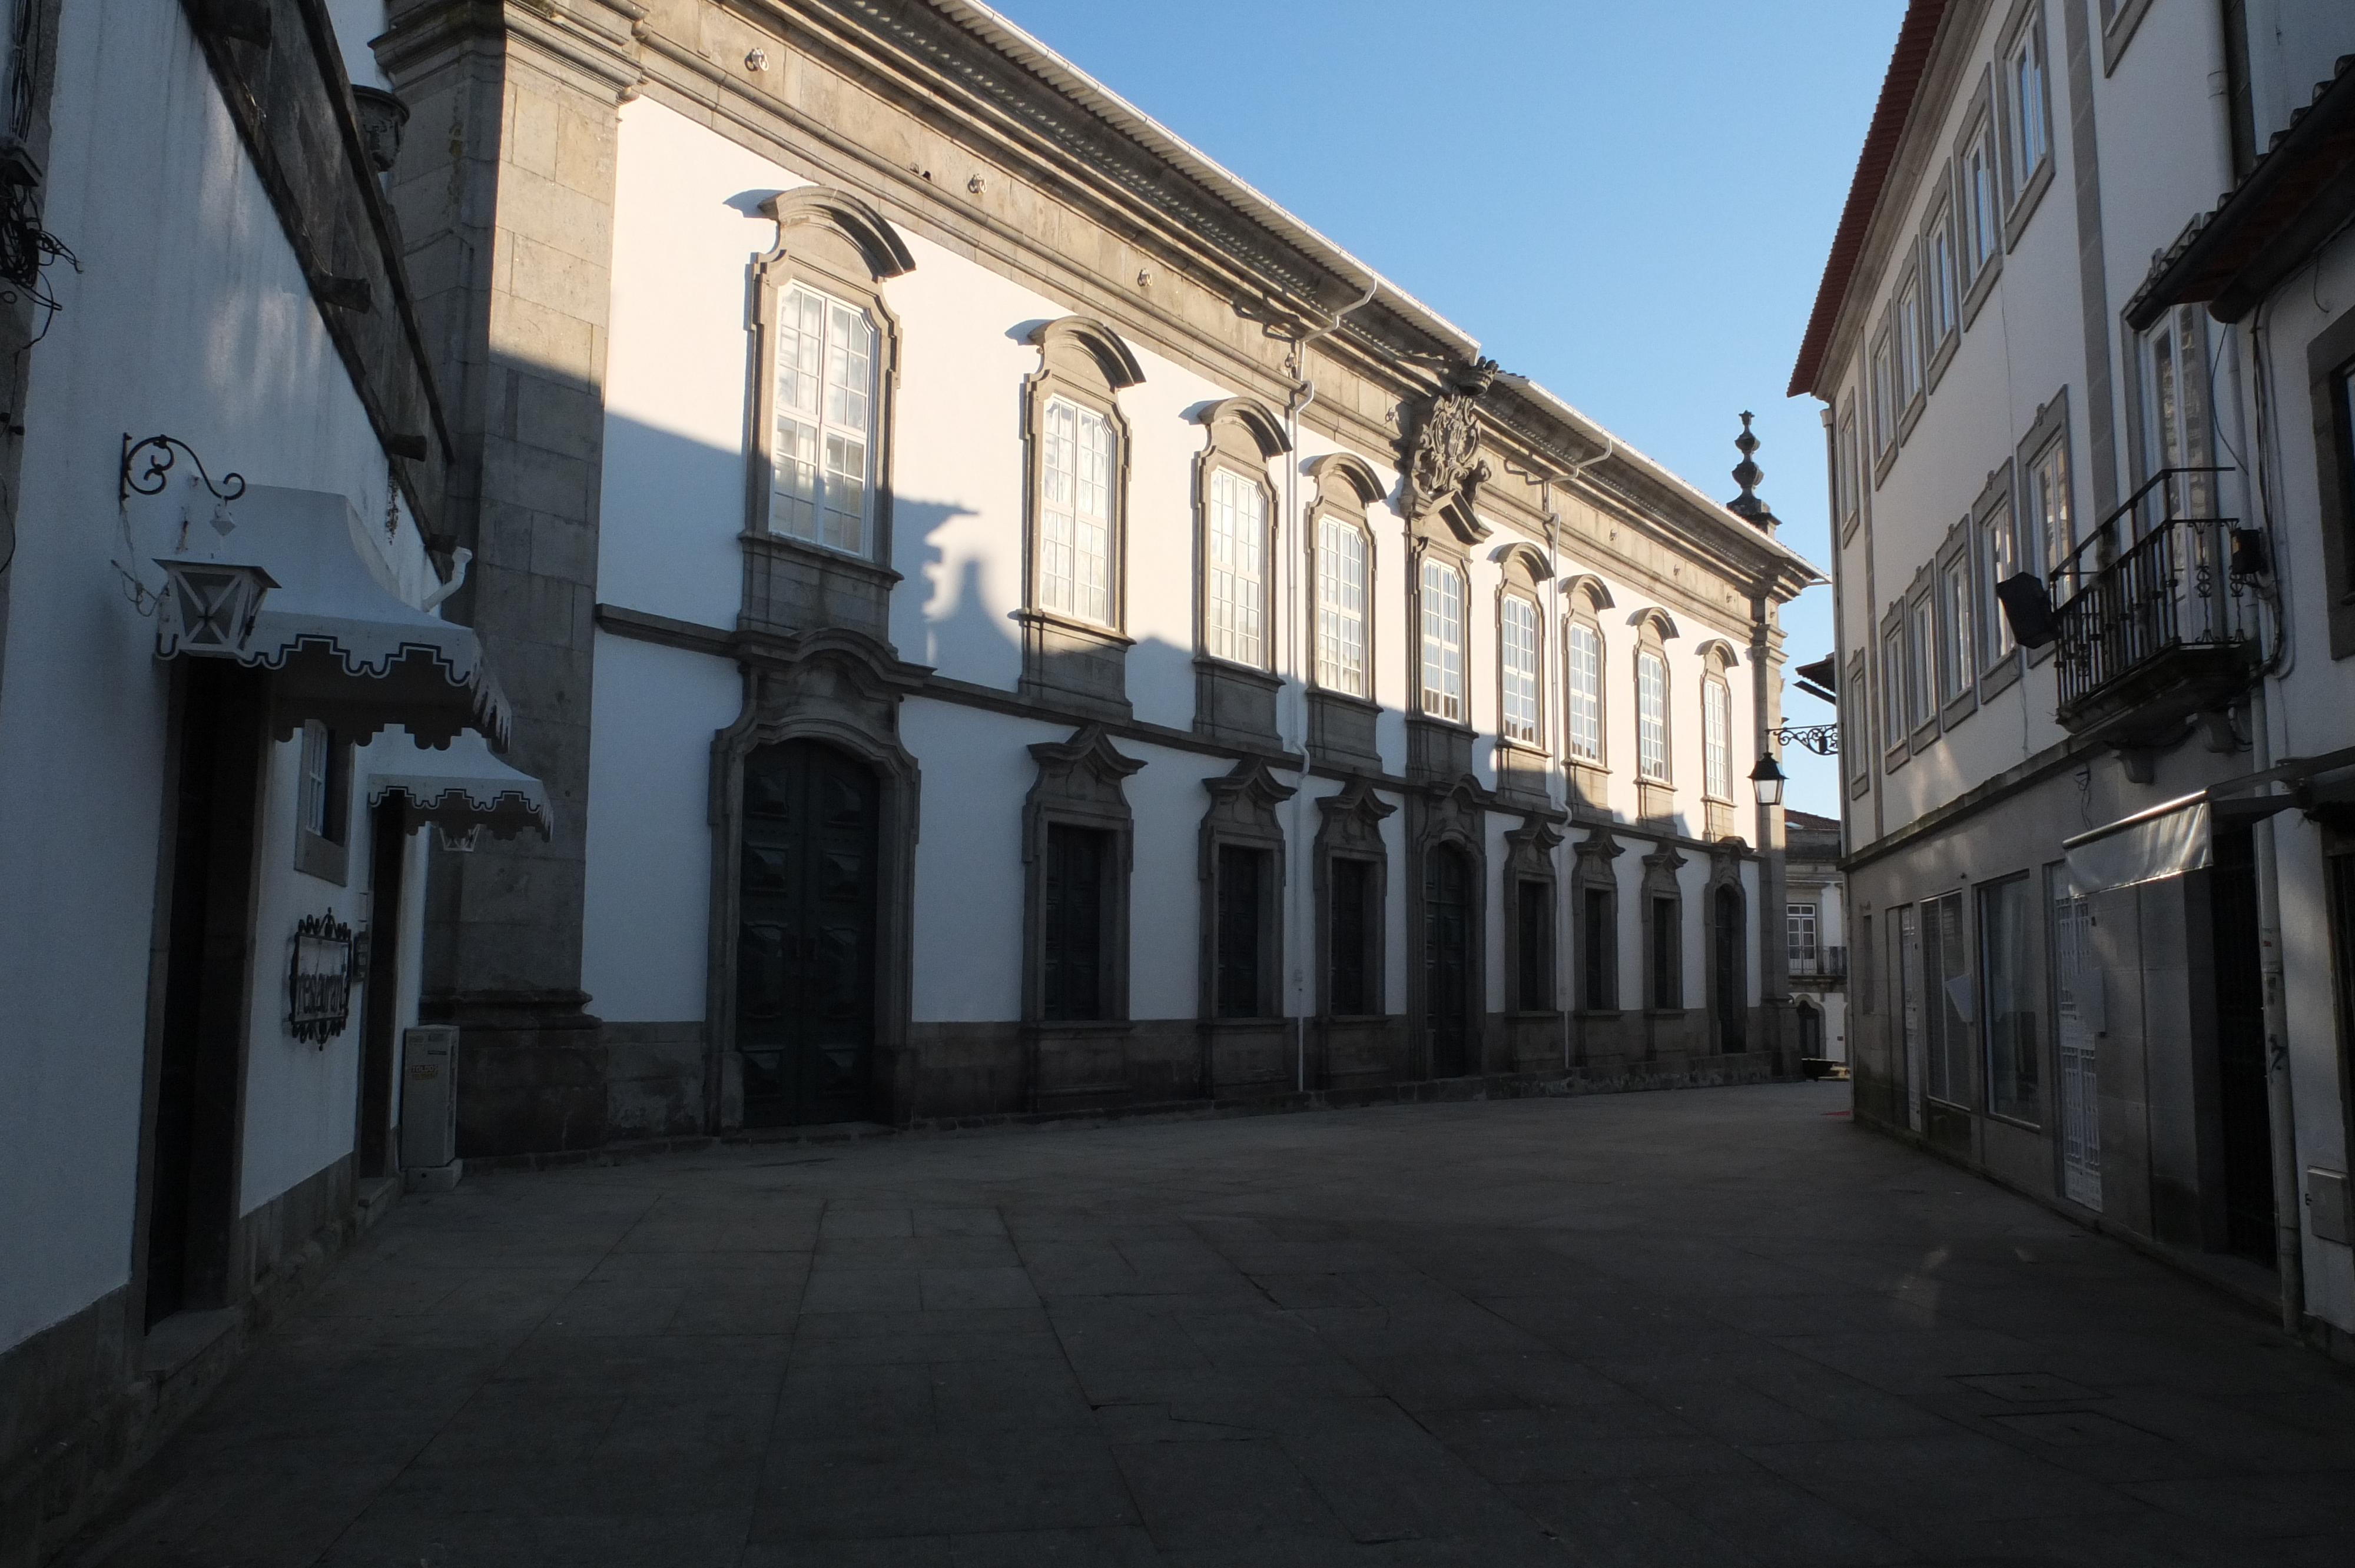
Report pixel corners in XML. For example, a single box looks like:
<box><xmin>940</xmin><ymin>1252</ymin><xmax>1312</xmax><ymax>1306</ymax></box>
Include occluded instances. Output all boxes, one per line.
<box><xmin>1995</xmin><ymin>0</ymin><xmax>2057</xmax><ymax>251</ymax></box>
<box><xmin>1407</xmin><ymin>775</ymin><xmax>1489</xmax><ymax>1078</ymax></box>
<box><xmin>1020</xmin><ymin>725</ymin><xmax>1144</xmax><ymax>1028</ymax></box>
<box><xmin>2304</xmin><ymin>306</ymin><xmax>2355</xmax><ymax>658</ymax></box>
<box><xmin>1561</xmin><ymin>574</ymin><xmax>1614</xmax><ymax>816</ymax></box>
<box><xmin>2016</xmin><ymin>388</ymin><xmax>2074</xmax><ymax>668</ymax></box>
<box><xmin>1696</xmin><ymin>639</ymin><xmax>1739</xmax><ymax>843</ymax></box>
<box><xmin>1905</xmin><ymin>569</ymin><xmax>1942</xmax><ymax>748</ymax></box>
<box><xmin>1492</xmin><ymin>542</ymin><xmax>1553</xmax><ymax>756</ymax></box>
<box><xmin>1304</xmin><ymin>453</ymin><xmax>1387</xmax><ymax>772</ymax></box>
<box><xmin>1501</xmin><ymin>813</ymin><xmax>1565</xmax><ymax>1016</ymax></box>
<box><xmin>1836</xmin><ymin>394</ymin><xmax>1863</xmax><ymax>543</ymax></box>
<box><xmin>2122</xmin><ymin>304</ymin><xmax>2220</xmax><ymax>516</ymax></box>
<box><xmin>1415</xmin><ymin>552</ymin><xmax>1471</xmax><ymax>725</ymax></box>
<box><xmin>1573</xmin><ymin>825</ymin><xmax>1626</xmax><ymax>1016</ymax></box>
<box><xmin>1629</xmin><ymin>607</ymin><xmax>1679</xmax><ymax>826</ymax></box>
<box><xmin>1955</xmin><ymin>71</ymin><xmax>2005</xmax><ymax>328</ymax></box>
<box><xmin>1846</xmin><ymin>649</ymin><xmax>1873</xmax><ymax>797</ymax></box>
<box><xmin>1704</xmin><ymin>843</ymin><xmax>1749</xmax><ymax>1054</ymax></box>
<box><xmin>1641</xmin><ymin>843</ymin><xmax>1687</xmax><ymax>1016</ymax></box>
<box><xmin>1190</xmin><ymin>398</ymin><xmax>1291</xmax><ymax>750</ymax></box>
<box><xmin>1198</xmin><ymin>758</ymin><xmax>1295</xmax><ymax>1024</ymax></box>
<box><xmin>1405</xmin><ymin>483</ymin><xmax>1485</xmax><ymax>737</ymax></box>
<box><xmin>1972</xmin><ymin>461</ymin><xmax>2025</xmax><ymax>699</ymax></box>
<box><xmin>1935</xmin><ymin>524</ymin><xmax>1979</xmax><ymax>729</ymax></box>
<box><xmin>1893</xmin><ymin>255</ymin><xmax>1928</xmax><ymax>444</ymax></box>
<box><xmin>1017</xmin><ymin>317</ymin><xmax>1146</xmax><ymax>720</ymax></box>
<box><xmin>1869</xmin><ymin>317</ymin><xmax>1900</xmax><ymax>482</ymax></box>
<box><xmin>1880</xmin><ymin>602</ymin><xmax>1911</xmax><ymax>773</ymax></box>
<box><xmin>1919</xmin><ymin>177</ymin><xmax>1963</xmax><ymax>391</ymax></box>
<box><xmin>1314</xmin><ymin>778</ymin><xmax>1395</xmax><ymax>1021</ymax></box>
<box><xmin>740</xmin><ymin>189</ymin><xmax>913</xmax><ymax>643</ymax></box>
<box><xmin>2098</xmin><ymin>0</ymin><xmax>2157</xmax><ymax>76</ymax></box>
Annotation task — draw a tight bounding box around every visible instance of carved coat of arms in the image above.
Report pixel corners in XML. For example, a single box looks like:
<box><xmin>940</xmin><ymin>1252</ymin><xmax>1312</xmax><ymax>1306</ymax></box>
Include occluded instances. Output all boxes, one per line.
<box><xmin>1401</xmin><ymin>359</ymin><xmax>1498</xmax><ymax>536</ymax></box>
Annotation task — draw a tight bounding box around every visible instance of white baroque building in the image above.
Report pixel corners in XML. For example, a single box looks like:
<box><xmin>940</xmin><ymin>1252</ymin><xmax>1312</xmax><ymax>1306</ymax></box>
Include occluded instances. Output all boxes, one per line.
<box><xmin>352</xmin><ymin>0</ymin><xmax>1819</xmax><ymax>1148</ymax></box>
<box><xmin>1795</xmin><ymin>0</ymin><xmax>2355</xmax><ymax>1356</ymax></box>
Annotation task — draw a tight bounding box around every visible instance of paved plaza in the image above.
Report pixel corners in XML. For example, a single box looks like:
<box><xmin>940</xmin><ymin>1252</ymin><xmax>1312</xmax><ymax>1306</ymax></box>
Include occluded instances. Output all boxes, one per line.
<box><xmin>68</xmin><ymin>1083</ymin><xmax>2355</xmax><ymax>1567</ymax></box>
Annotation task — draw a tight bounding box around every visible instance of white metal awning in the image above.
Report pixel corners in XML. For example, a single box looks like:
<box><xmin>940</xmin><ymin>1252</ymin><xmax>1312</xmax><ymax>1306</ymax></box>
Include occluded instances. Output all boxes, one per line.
<box><xmin>367</xmin><ymin>728</ymin><xmax>552</xmax><ymax>842</ymax></box>
<box><xmin>153</xmin><ymin>485</ymin><xmax>509</xmax><ymax>749</ymax></box>
<box><xmin>2062</xmin><ymin>786</ymin><xmax>2303</xmax><ymax>893</ymax></box>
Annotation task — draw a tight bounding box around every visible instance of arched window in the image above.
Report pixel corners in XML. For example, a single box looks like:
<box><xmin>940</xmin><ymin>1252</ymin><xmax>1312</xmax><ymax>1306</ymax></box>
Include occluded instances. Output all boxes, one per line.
<box><xmin>1316</xmin><ymin>516</ymin><xmax>1368</xmax><ymax>695</ymax></box>
<box><xmin>1041</xmin><ymin>399</ymin><xmax>1116</xmax><ymax>624</ymax></box>
<box><xmin>1703</xmin><ymin>672</ymin><xmax>1731</xmax><ymax>802</ymax></box>
<box><xmin>1636</xmin><ymin>649</ymin><xmax>1670</xmax><ymax>782</ymax></box>
<box><xmin>1501</xmin><ymin>594</ymin><xmax>1540</xmax><ymax>743</ymax></box>
<box><xmin>769</xmin><ymin>285</ymin><xmax>878</xmax><ymax>554</ymax></box>
<box><xmin>1566</xmin><ymin>619</ymin><xmax>1603</xmax><ymax>762</ymax></box>
<box><xmin>1419</xmin><ymin>559</ymin><xmax>1465</xmax><ymax>722</ymax></box>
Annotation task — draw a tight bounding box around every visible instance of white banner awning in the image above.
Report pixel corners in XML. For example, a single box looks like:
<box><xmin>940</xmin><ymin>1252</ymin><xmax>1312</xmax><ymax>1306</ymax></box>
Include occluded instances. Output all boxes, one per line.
<box><xmin>2062</xmin><ymin>793</ymin><xmax>2211</xmax><ymax>893</ymax></box>
<box><xmin>368</xmin><ymin>729</ymin><xmax>552</xmax><ymax>842</ymax></box>
<box><xmin>154</xmin><ymin>486</ymin><xmax>510</xmax><ymax>750</ymax></box>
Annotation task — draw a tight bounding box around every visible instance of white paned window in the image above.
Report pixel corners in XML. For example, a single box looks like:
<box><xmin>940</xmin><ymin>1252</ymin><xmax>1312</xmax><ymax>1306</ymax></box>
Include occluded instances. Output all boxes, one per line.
<box><xmin>1567</xmin><ymin>620</ymin><xmax>1603</xmax><ymax>762</ymax></box>
<box><xmin>1909</xmin><ymin>597</ymin><xmax>1936</xmax><ymax>727</ymax></box>
<box><xmin>1981</xmin><ymin>500</ymin><xmax>2017</xmax><ymax>664</ymax></box>
<box><xmin>1964</xmin><ymin>119</ymin><xmax>1999</xmax><ymax>280</ymax></box>
<box><xmin>1896</xmin><ymin>275</ymin><xmax>1923</xmax><ymax>406</ymax></box>
<box><xmin>1882</xmin><ymin>626</ymin><xmax>1905</xmax><ymax>746</ymax></box>
<box><xmin>1419</xmin><ymin>560</ymin><xmax>1464</xmax><ymax>722</ymax></box>
<box><xmin>2031</xmin><ymin>435</ymin><xmax>2074</xmax><ymax>579</ymax></box>
<box><xmin>1315</xmin><ymin>516</ymin><xmax>1368</xmax><ymax>696</ymax></box>
<box><xmin>1836</xmin><ymin>403</ymin><xmax>1860</xmax><ymax>530</ymax></box>
<box><xmin>1940</xmin><ymin>557</ymin><xmax>1974</xmax><ymax>702</ymax></box>
<box><xmin>1788</xmin><ymin>903</ymin><xmax>1820</xmax><ymax>970</ymax></box>
<box><xmin>1501</xmin><ymin>596</ymin><xmax>1540</xmax><ymax>743</ymax></box>
<box><xmin>1703</xmin><ymin>677</ymin><xmax>1730</xmax><ymax>800</ymax></box>
<box><xmin>1927</xmin><ymin>205</ymin><xmax>1958</xmax><ymax>344</ymax></box>
<box><xmin>1636</xmin><ymin>650</ymin><xmax>1669</xmax><ymax>781</ymax></box>
<box><xmin>1870</xmin><ymin>333</ymin><xmax>1897</xmax><ymax>457</ymax></box>
<box><xmin>1206</xmin><ymin>469</ymin><xmax>1266</xmax><ymax>666</ymax></box>
<box><xmin>299</xmin><ymin>720</ymin><xmax>334</xmax><ymax>838</ymax></box>
<box><xmin>770</xmin><ymin>285</ymin><xmax>876</xmax><ymax>554</ymax></box>
<box><xmin>2010</xmin><ymin>17</ymin><xmax>2049</xmax><ymax>184</ymax></box>
<box><xmin>1040</xmin><ymin>397</ymin><xmax>1114</xmax><ymax>624</ymax></box>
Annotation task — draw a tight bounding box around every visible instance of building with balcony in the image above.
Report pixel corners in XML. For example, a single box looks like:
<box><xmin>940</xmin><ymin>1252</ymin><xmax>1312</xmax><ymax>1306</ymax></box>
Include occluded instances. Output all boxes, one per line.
<box><xmin>1786</xmin><ymin>808</ymin><xmax>1850</xmax><ymax>1069</ymax></box>
<box><xmin>1792</xmin><ymin>0</ymin><xmax>2354</xmax><ymax>1354</ymax></box>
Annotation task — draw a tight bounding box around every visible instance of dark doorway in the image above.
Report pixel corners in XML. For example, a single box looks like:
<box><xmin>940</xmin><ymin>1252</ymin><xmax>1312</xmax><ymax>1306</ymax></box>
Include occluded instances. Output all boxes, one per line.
<box><xmin>1515</xmin><ymin>879</ymin><xmax>1553</xmax><ymax>1012</ymax></box>
<box><xmin>1581</xmin><ymin>885</ymin><xmax>1614</xmax><ymax>1010</ymax></box>
<box><xmin>1713</xmin><ymin>885</ymin><xmax>1746</xmax><ymax>1054</ymax></box>
<box><xmin>2210</xmin><ymin>828</ymin><xmax>2275</xmax><ymax>1264</ymax></box>
<box><xmin>1043</xmin><ymin>823</ymin><xmax>1110</xmax><ymax>1021</ymax></box>
<box><xmin>1328</xmin><ymin>857</ymin><xmax>1374</xmax><ymax>1016</ymax></box>
<box><xmin>737</xmin><ymin>740</ymin><xmax>880</xmax><ymax>1127</ymax></box>
<box><xmin>145</xmin><ymin>662</ymin><xmax>268</xmax><ymax>1328</ymax></box>
<box><xmin>1215</xmin><ymin>844</ymin><xmax>1265</xmax><ymax>1018</ymax></box>
<box><xmin>356</xmin><ymin>801</ymin><xmax>406</xmax><ymax>1178</ymax></box>
<box><xmin>1796</xmin><ymin>1002</ymin><xmax>1822</xmax><ymax>1059</ymax></box>
<box><xmin>1424</xmin><ymin>844</ymin><xmax>1472</xmax><ymax>1077</ymax></box>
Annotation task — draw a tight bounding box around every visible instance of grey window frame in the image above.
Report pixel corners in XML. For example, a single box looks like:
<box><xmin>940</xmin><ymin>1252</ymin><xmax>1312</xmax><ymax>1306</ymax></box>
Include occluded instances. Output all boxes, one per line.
<box><xmin>293</xmin><ymin>718</ymin><xmax>351</xmax><ymax>885</ymax></box>
<box><xmin>1921</xmin><ymin>183</ymin><xmax>1962</xmax><ymax>389</ymax></box>
<box><xmin>1955</xmin><ymin>75</ymin><xmax>2005</xmax><ymax>326</ymax></box>
<box><xmin>1996</xmin><ymin>0</ymin><xmax>2057</xmax><ymax>248</ymax></box>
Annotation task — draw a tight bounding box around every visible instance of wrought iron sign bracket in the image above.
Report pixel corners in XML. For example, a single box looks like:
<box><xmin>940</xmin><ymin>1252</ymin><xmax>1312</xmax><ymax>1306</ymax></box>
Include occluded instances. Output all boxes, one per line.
<box><xmin>1770</xmin><ymin>723</ymin><xmax>1840</xmax><ymax>757</ymax></box>
<box><xmin>121</xmin><ymin>433</ymin><xmax>247</xmax><ymax>506</ymax></box>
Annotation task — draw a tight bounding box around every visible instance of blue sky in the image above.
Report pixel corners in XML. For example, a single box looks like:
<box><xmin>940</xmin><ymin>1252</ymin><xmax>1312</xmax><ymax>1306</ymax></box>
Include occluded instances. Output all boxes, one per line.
<box><xmin>987</xmin><ymin>0</ymin><xmax>1903</xmax><ymax>816</ymax></box>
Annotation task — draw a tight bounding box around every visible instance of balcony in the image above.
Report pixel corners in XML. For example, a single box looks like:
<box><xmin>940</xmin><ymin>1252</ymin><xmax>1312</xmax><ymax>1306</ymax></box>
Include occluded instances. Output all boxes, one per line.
<box><xmin>1789</xmin><ymin>945</ymin><xmax>1846</xmax><ymax>984</ymax></box>
<box><xmin>2051</xmin><ymin>468</ymin><xmax>2263</xmax><ymax>743</ymax></box>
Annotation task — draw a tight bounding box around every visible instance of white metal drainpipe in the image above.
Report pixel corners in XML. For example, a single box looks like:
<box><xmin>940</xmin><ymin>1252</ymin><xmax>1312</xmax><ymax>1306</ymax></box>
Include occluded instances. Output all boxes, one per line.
<box><xmin>1286</xmin><ymin>281</ymin><xmax>1379</xmax><ymax>1094</ymax></box>
<box><xmin>2244</xmin><ymin>303</ymin><xmax>2305</xmax><ymax>1338</ymax></box>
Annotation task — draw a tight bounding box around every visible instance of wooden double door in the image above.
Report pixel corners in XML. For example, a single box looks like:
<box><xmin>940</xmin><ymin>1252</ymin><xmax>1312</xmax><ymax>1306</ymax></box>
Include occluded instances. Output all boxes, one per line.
<box><xmin>737</xmin><ymin>740</ymin><xmax>879</xmax><ymax>1127</ymax></box>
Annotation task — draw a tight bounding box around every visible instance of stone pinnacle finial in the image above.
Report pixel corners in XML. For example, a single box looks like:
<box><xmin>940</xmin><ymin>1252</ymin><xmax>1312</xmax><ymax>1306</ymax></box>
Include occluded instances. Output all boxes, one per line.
<box><xmin>1727</xmin><ymin>411</ymin><xmax>1776</xmax><ymax>532</ymax></box>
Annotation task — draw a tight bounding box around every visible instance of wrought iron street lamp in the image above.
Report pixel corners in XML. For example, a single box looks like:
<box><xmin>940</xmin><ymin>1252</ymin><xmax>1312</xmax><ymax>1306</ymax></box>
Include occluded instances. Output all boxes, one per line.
<box><xmin>1750</xmin><ymin>752</ymin><xmax>1786</xmax><ymax>808</ymax></box>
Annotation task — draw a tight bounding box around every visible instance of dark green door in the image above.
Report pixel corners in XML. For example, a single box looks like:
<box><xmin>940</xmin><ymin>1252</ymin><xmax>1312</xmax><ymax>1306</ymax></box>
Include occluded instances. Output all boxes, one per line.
<box><xmin>1424</xmin><ymin>845</ymin><xmax>1471</xmax><ymax>1077</ymax></box>
<box><xmin>737</xmin><ymin>740</ymin><xmax>879</xmax><ymax>1127</ymax></box>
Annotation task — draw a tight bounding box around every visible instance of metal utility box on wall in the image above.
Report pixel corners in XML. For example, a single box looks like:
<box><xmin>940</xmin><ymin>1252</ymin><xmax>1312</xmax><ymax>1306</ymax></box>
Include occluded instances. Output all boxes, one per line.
<box><xmin>400</xmin><ymin>1025</ymin><xmax>462</xmax><ymax>1192</ymax></box>
<box><xmin>2310</xmin><ymin>1168</ymin><xmax>2352</xmax><ymax>1246</ymax></box>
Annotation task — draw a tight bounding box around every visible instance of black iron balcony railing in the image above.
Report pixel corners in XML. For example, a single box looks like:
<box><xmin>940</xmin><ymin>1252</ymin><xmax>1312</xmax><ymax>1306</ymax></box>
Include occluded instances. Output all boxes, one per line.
<box><xmin>1789</xmin><ymin>946</ymin><xmax>1846</xmax><ymax>980</ymax></box>
<box><xmin>2050</xmin><ymin>467</ymin><xmax>2261</xmax><ymax>731</ymax></box>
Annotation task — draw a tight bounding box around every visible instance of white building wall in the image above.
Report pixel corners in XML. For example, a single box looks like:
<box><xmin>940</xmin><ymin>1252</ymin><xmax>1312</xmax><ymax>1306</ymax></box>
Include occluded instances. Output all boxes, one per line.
<box><xmin>0</xmin><ymin>0</ymin><xmax>427</xmax><ymax>1349</ymax></box>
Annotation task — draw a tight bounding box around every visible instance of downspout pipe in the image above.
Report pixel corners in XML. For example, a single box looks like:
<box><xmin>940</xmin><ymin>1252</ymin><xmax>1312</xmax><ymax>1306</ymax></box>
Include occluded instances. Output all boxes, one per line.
<box><xmin>1285</xmin><ymin>280</ymin><xmax>1379</xmax><ymax>1094</ymax></box>
<box><xmin>2244</xmin><ymin>301</ymin><xmax>2304</xmax><ymax>1337</ymax></box>
<box><xmin>1538</xmin><ymin>438</ymin><xmax>1612</xmax><ymax>1070</ymax></box>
